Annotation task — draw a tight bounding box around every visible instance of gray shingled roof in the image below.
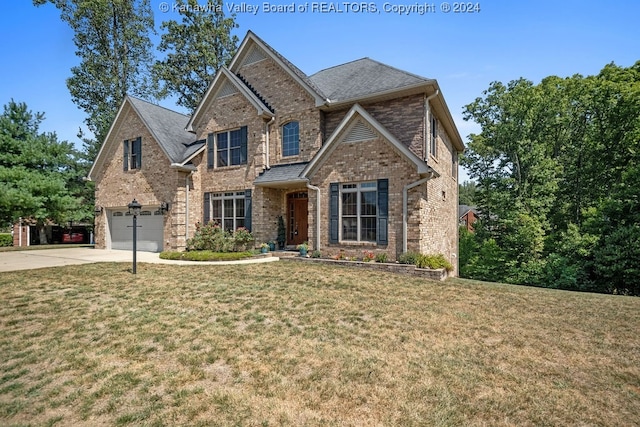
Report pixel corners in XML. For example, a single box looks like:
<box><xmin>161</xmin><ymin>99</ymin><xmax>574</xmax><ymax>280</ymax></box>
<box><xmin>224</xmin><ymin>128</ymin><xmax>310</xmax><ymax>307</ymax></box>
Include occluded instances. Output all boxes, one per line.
<box><xmin>127</xmin><ymin>96</ymin><xmax>197</xmax><ymax>163</ymax></box>
<box><xmin>254</xmin><ymin>162</ymin><xmax>308</xmax><ymax>186</ymax></box>
<box><xmin>309</xmin><ymin>58</ymin><xmax>432</xmax><ymax>103</ymax></box>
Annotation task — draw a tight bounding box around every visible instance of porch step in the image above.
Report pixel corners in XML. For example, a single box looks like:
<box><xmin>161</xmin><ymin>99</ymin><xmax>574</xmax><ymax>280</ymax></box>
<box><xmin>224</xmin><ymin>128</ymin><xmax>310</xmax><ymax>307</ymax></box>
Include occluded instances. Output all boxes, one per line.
<box><xmin>274</xmin><ymin>250</ymin><xmax>299</xmax><ymax>258</ymax></box>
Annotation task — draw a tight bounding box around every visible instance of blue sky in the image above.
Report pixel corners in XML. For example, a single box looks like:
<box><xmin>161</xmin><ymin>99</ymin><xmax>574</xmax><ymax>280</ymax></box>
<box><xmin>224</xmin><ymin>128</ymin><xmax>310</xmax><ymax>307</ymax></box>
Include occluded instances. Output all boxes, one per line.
<box><xmin>1</xmin><ymin>0</ymin><xmax>638</xmax><ymax>180</ymax></box>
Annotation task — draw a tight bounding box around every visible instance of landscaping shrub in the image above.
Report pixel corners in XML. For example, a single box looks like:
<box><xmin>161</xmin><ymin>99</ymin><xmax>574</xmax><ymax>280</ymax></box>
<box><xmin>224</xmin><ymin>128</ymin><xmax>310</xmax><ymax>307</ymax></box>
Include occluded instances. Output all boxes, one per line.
<box><xmin>398</xmin><ymin>251</ymin><xmax>420</xmax><ymax>265</ymax></box>
<box><xmin>0</xmin><ymin>234</ymin><xmax>12</xmax><ymax>247</ymax></box>
<box><xmin>374</xmin><ymin>253</ymin><xmax>388</xmax><ymax>263</ymax></box>
<box><xmin>416</xmin><ymin>253</ymin><xmax>454</xmax><ymax>272</ymax></box>
<box><xmin>186</xmin><ymin>222</ymin><xmax>254</xmax><ymax>252</ymax></box>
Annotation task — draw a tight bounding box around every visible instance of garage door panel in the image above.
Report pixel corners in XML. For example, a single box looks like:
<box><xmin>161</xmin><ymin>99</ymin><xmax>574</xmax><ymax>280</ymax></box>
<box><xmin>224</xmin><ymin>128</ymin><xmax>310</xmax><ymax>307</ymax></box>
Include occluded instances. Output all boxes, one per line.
<box><xmin>109</xmin><ymin>210</ymin><xmax>164</xmax><ymax>252</ymax></box>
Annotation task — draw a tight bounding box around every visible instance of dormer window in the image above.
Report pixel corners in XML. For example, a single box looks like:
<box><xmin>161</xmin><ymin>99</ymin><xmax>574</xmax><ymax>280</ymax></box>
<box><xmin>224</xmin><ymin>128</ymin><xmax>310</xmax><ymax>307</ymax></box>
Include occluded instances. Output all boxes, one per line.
<box><xmin>282</xmin><ymin>121</ymin><xmax>299</xmax><ymax>157</ymax></box>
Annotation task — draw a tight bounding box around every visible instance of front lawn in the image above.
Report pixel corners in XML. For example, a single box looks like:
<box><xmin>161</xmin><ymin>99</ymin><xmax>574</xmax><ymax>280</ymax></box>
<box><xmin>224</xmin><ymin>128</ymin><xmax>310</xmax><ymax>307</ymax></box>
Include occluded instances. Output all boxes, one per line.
<box><xmin>1</xmin><ymin>262</ymin><xmax>638</xmax><ymax>426</ymax></box>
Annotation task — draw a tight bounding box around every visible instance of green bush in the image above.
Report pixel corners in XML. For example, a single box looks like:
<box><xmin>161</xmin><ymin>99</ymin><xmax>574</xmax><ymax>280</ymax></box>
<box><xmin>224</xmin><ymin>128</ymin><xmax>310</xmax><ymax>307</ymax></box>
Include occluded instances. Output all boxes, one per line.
<box><xmin>160</xmin><ymin>251</ymin><xmax>254</xmax><ymax>261</ymax></box>
<box><xmin>416</xmin><ymin>253</ymin><xmax>454</xmax><ymax>272</ymax></box>
<box><xmin>311</xmin><ymin>250</ymin><xmax>321</xmax><ymax>258</ymax></box>
<box><xmin>0</xmin><ymin>233</ymin><xmax>12</xmax><ymax>247</ymax></box>
<box><xmin>374</xmin><ymin>252</ymin><xmax>388</xmax><ymax>263</ymax></box>
<box><xmin>186</xmin><ymin>222</ymin><xmax>254</xmax><ymax>252</ymax></box>
<box><xmin>398</xmin><ymin>251</ymin><xmax>420</xmax><ymax>265</ymax></box>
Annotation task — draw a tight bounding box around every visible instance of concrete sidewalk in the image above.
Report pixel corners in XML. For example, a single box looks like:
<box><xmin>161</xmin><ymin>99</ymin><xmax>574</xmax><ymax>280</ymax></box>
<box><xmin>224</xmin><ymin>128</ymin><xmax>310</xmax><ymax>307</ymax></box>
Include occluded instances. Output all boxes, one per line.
<box><xmin>0</xmin><ymin>248</ymin><xmax>279</xmax><ymax>272</ymax></box>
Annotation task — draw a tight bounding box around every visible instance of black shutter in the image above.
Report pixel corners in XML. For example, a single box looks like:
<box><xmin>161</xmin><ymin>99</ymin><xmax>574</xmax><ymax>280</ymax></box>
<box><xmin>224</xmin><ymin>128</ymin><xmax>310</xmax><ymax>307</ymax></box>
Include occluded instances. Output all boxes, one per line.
<box><xmin>329</xmin><ymin>182</ymin><xmax>339</xmax><ymax>243</ymax></box>
<box><xmin>377</xmin><ymin>179</ymin><xmax>388</xmax><ymax>245</ymax></box>
<box><xmin>123</xmin><ymin>140</ymin><xmax>129</xmax><ymax>171</ymax></box>
<box><xmin>204</xmin><ymin>192</ymin><xmax>210</xmax><ymax>224</ymax></box>
<box><xmin>244</xmin><ymin>189</ymin><xmax>252</xmax><ymax>231</ymax></box>
<box><xmin>240</xmin><ymin>126</ymin><xmax>248</xmax><ymax>164</ymax></box>
<box><xmin>134</xmin><ymin>137</ymin><xmax>142</xmax><ymax>169</ymax></box>
<box><xmin>207</xmin><ymin>133</ymin><xmax>214</xmax><ymax>168</ymax></box>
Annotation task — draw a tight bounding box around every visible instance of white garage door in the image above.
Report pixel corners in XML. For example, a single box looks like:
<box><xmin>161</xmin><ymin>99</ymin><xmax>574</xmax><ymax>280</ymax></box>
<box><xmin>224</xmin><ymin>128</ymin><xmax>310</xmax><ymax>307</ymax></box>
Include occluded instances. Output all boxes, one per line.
<box><xmin>109</xmin><ymin>209</ymin><xmax>164</xmax><ymax>252</ymax></box>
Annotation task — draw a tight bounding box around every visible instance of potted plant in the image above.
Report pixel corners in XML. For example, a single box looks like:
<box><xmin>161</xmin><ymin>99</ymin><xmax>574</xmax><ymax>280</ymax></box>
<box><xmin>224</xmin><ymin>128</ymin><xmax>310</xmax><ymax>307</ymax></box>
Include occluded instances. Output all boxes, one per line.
<box><xmin>297</xmin><ymin>241</ymin><xmax>309</xmax><ymax>257</ymax></box>
<box><xmin>276</xmin><ymin>216</ymin><xmax>286</xmax><ymax>249</ymax></box>
<box><xmin>259</xmin><ymin>242</ymin><xmax>269</xmax><ymax>253</ymax></box>
<box><xmin>268</xmin><ymin>240</ymin><xmax>276</xmax><ymax>251</ymax></box>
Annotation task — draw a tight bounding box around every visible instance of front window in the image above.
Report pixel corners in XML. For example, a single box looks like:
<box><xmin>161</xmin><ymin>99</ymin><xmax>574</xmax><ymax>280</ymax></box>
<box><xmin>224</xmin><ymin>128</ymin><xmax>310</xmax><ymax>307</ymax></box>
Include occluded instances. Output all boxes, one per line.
<box><xmin>341</xmin><ymin>182</ymin><xmax>377</xmax><ymax>242</ymax></box>
<box><xmin>282</xmin><ymin>121</ymin><xmax>299</xmax><ymax>157</ymax></box>
<box><xmin>210</xmin><ymin>191</ymin><xmax>245</xmax><ymax>231</ymax></box>
<box><xmin>214</xmin><ymin>127</ymin><xmax>247</xmax><ymax>167</ymax></box>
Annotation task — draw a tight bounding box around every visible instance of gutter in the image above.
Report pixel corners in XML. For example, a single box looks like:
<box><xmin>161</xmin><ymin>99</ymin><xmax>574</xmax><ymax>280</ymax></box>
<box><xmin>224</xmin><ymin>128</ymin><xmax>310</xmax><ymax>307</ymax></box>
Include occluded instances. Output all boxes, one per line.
<box><xmin>306</xmin><ymin>181</ymin><xmax>321</xmax><ymax>251</ymax></box>
<box><xmin>403</xmin><ymin>172</ymin><xmax>436</xmax><ymax>254</ymax></box>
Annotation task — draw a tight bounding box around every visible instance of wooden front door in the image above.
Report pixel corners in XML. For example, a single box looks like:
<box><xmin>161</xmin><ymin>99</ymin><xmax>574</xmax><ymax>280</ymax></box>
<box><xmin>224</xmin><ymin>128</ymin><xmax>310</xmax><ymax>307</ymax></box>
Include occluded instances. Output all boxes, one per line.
<box><xmin>288</xmin><ymin>192</ymin><xmax>308</xmax><ymax>246</ymax></box>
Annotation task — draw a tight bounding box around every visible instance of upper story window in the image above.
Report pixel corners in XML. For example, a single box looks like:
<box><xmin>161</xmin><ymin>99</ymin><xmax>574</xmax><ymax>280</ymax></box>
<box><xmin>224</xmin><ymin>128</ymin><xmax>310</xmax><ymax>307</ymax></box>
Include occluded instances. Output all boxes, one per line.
<box><xmin>282</xmin><ymin>121</ymin><xmax>299</xmax><ymax>157</ymax></box>
<box><xmin>452</xmin><ymin>150</ymin><xmax>458</xmax><ymax>179</ymax></box>
<box><xmin>207</xmin><ymin>126</ymin><xmax>248</xmax><ymax>168</ymax></box>
<box><xmin>430</xmin><ymin>116</ymin><xmax>438</xmax><ymax>159</ymax></box>
<box><xmin>123</xmin><ymin>137</ymin><xmax>142</xmax><ymax>171</ymax></box>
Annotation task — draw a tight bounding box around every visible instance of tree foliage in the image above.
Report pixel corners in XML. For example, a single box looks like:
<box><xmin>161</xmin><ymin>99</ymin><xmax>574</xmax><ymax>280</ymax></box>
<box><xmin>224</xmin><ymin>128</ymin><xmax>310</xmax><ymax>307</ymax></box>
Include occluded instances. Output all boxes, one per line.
<box><xmin>461</xmin><ymin>61</ymin><xmax>640</xmax><ymax>295</ymax></box>
<box><xmin>0</xmin><ymin>100</ymin><xmax>89</xmax><ymax>236</ymax></box>
<box><xmin>152</xmin><ymin>0</ymin><xmax>238</xmax><ymax>112</ymax></box>
<box><xmin>33</xmin><ymin>0</ymin><xmax>155</xmax><ymax>145</ymax></box>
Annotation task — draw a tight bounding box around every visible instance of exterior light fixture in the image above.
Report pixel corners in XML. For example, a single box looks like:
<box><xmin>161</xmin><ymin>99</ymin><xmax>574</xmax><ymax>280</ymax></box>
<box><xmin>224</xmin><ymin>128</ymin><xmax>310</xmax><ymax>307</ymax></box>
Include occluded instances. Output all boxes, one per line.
<box><xmin>127</xmin><ymin>199</ymin><xmax>142</xmax><ymax>274</ymax></box>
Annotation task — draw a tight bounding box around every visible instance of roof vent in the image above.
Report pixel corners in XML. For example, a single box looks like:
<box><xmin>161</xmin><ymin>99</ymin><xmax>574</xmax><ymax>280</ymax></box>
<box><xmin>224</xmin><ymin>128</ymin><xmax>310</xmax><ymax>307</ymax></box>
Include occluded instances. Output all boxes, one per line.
<box><xmin>343</xmin><ymin>119</ymin><xmax>377</xmax><ymax>143</ymax></box>
<box><xmin>218</xmin><ymin>80</ymin><xmax>238</xmax><ymax>98</ymax></box>
<box><xmin>242</xmin><ymin>46</ymin><xmax>267</xmax><ymax>67</ymax></box>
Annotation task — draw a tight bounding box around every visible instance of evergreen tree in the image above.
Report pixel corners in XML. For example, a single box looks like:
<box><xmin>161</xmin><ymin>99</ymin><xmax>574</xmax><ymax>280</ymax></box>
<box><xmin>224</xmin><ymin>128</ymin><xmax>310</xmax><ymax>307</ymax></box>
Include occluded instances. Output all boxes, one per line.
<box><xmin>0</xmin><ymin>100</ymin><xmax>86</xmax><ymax>242</ymax></box>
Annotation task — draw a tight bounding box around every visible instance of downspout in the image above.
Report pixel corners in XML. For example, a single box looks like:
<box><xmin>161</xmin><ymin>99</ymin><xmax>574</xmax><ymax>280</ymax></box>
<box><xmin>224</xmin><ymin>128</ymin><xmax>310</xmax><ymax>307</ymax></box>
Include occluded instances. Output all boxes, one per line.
<box><xmin>306</xmin><ymin>182</ymin><xmax>321</xmax><ymax>251</ymax></box>
<box><xmin>424</xmin><ymin>89</ymin><xmax>439</xmax><ymax>159</ymax></box>
<box><xmin>265</xmin><ymin>116</ymin><xmax>275</xmax><ymax>169</ymax></box>
<box><xmin>403</xmin><ymin>172</ymin><xmax>436</xmax><ymax>254</ymax></box>
<box><xmin>18</xmin><ymin>217</ymin><xmax>22</xmax><ymax>247</ymax></box>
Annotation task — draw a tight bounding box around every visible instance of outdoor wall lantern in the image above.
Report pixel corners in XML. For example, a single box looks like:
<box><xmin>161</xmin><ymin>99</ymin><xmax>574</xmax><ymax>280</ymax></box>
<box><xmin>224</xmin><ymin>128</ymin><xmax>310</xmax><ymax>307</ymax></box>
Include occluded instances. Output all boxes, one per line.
<box><xmin>94</xmin><ymin>206</ymin><xmax>103</xmax><ymax>214</ymax></box>
<box><xmin>128</xmin><ymin>199</ymin><xmax>142</xmax><ymax>274</ymax></box>
<box><xmin>160</xmin><ymin>201</ymin><xmax>170</xmax><ymax>214</ymax></box>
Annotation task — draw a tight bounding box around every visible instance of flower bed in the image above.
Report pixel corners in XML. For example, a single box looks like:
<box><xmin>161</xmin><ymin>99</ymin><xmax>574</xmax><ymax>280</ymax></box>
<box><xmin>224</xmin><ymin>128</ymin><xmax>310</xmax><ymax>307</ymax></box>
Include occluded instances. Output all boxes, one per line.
<box><xmin>282</xmin><ymin>256</ymin><xmax>449</xmax><ymax>281</ymax></box>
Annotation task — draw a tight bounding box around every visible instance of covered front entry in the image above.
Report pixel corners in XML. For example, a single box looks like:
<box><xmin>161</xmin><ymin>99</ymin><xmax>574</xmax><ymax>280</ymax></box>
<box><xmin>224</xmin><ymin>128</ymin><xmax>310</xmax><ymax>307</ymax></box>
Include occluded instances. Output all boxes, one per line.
<box><xmin>108</xmin><ymin>208</ymin><xmax>164</xmax><ymax>252</ymax></box>
<box><xmin>287</xmin><ymin>192</ymin><xmax>308</xmax><ymax>246</ymax></box>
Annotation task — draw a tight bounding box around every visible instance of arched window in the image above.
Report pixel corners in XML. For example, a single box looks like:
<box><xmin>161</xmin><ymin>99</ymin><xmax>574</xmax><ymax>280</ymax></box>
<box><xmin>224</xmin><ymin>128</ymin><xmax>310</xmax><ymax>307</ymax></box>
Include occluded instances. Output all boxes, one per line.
<box><xmin>282</xmin><ymin>121</ymin><xmax>299</xmax><ymax>157</ymax></box>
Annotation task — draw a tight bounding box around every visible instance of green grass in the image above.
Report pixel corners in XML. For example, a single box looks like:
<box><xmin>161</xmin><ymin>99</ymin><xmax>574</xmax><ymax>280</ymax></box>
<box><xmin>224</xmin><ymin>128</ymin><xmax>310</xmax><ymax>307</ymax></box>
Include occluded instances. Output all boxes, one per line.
<box><xmin>0</xmin><ymin>262</ymin><xmax>639</xmax><ymax>426</ymax></box>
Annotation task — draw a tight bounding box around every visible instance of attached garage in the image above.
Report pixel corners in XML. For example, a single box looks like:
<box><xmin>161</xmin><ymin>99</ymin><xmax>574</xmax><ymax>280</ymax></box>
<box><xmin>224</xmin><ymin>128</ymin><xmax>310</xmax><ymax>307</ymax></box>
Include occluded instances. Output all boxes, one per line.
<box><xmin>108</xmin><ymin>209</ymin><xmax>164</xmax><ymax>252</ymax></box>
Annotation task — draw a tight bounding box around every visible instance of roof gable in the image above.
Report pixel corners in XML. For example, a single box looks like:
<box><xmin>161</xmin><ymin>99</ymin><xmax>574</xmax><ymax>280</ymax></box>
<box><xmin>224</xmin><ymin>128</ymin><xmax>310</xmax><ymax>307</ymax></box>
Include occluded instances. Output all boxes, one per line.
<box><xmin>88</xmin><ymin>96</ymin><xmax>196</xmax><ymax>180</ymax></box>
<box><xmin>187</xmin><ymin>67</ymin><xmax>275</xmax><ymax>132</ymax></box>
<box><xmin>302</xmin><ymin>104</ymin><xmax>436</xmax><ymax>178</ymax></box>
<box><xmin>228</xmin><ymin>31</ymin><xmax>328</xmax><ymax>106</ymax></box>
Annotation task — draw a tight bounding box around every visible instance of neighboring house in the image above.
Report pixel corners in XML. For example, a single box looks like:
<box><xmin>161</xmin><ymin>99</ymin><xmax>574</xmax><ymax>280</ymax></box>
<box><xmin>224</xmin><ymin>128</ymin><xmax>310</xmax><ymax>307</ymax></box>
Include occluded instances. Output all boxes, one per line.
<box><xmin>88</xmin><ymin>31</ymin><xmax>464</xmax><ymax>273</ymax></box>
<box><xmin>459</xmin><ymin>205</ymin><xmax>479</xmax><ymax>232</ymax></box>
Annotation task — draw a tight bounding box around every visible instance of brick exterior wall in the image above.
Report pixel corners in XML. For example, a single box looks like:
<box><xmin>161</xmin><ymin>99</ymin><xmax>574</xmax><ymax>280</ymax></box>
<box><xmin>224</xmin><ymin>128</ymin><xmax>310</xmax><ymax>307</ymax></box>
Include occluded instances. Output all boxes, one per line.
<box><xmin>324</xmin><ymin>94</ymin><xmax>426</xmax><ymax>158</ymax></box>
<box><xmin>309</xmin><ymin>136</ymin><xmax>419</xmax><ymax>262</ymax></box>
<box><xmin>93</xmin><ymin>40</ymin><xmax>460</xmax><ymax>272</ymax></box>
<box><xmin>237</xmin><ymin>57</ymin><xmax>323</xmax><ymax>165</ymax></box>
<box><xmin>93</xmin><ymin>105</ymin><xmax>187</xmax><ymax>251</ymax></box>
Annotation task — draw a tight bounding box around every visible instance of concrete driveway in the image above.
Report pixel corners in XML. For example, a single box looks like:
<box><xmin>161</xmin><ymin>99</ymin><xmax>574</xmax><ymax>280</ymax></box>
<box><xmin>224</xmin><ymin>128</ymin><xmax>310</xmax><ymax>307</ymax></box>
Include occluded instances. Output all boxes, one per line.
<box><xmin>0</xmin><ymin>248</ymin><xmax>278</xmax><ymax>272</ymax></box>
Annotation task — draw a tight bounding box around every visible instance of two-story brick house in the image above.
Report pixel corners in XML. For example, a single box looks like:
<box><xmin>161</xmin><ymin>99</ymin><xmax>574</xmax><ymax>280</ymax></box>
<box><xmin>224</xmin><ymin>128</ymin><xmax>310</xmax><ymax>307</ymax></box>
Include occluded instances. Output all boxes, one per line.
<box><xmin>88</xmin><ymin>31</ymin><xmax>464</xmax><ymax>272</ymax></box>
